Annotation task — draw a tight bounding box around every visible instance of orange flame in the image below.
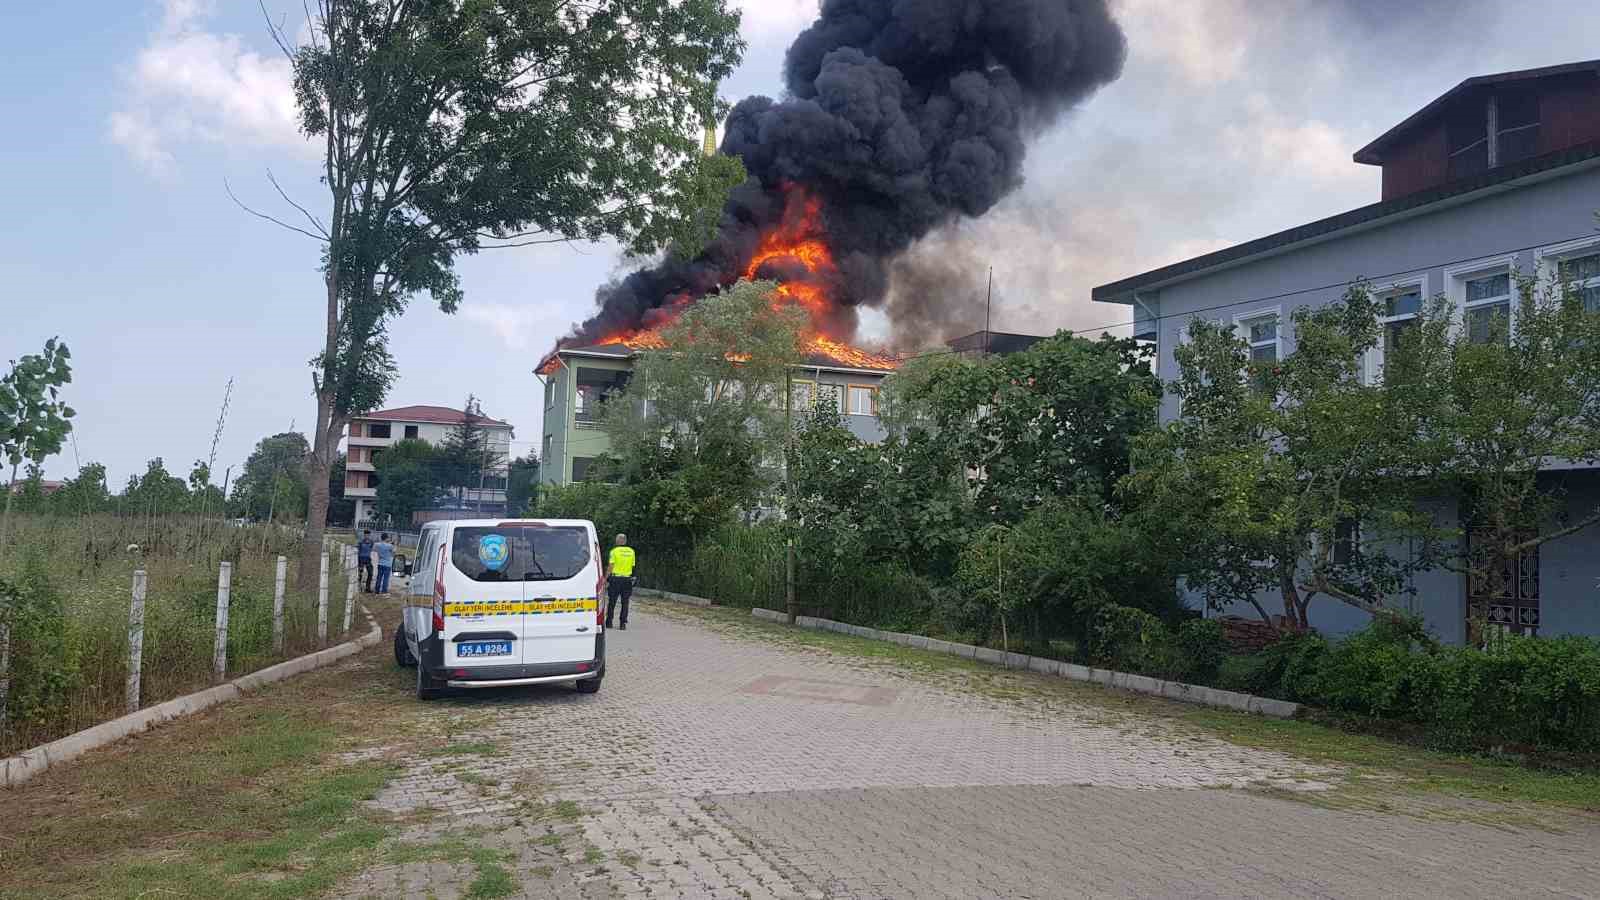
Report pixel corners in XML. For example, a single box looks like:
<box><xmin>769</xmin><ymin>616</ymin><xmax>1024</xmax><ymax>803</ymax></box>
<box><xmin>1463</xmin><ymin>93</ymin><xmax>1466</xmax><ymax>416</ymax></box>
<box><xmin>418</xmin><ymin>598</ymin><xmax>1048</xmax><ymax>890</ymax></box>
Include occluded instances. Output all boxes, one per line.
<box><xmin>573</xmin><ymin>186</ymin><xmax>898</xmax><ymax>372</ymax></box>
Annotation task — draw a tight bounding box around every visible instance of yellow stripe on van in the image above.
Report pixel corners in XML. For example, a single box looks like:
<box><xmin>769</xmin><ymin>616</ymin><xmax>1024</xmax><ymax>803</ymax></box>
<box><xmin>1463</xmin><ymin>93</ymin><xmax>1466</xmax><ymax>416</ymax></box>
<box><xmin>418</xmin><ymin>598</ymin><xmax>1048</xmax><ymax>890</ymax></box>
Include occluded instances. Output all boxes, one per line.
<box><xmin>443</xmin><ymin>598</ymin><xmax>598</xmax><ymax>616</ymax></box>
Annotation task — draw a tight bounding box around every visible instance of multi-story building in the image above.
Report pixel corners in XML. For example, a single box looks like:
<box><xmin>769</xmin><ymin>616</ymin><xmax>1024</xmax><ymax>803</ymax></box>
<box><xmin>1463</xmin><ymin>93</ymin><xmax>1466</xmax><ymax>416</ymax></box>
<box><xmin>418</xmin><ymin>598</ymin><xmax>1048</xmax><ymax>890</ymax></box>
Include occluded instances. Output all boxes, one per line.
<box><xmin>343</xmin><ymin>405</ymin><xmax>515</xmax><ymax>526</ymax></box>
<box><xmin>535</xmin><ymin>344</ymin><xmax>896</xmax><ymax>487</ymax></box>
<box><xmin>535</xmin><ymin>329</ymin><xmax>1050</xmax><ymax>487</ymax></box>
<box><xmin>1094</xmin><ymin>60</ymin><xmax>1600</xmax><ymax>645</ymax></box>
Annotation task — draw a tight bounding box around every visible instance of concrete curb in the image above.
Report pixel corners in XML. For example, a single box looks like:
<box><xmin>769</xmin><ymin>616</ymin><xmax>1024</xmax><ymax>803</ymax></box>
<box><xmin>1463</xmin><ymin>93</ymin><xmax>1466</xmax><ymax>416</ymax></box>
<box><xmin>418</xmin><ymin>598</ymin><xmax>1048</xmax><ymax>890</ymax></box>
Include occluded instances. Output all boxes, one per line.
<box><xmin>2</xmin><ymin>606</ymin><xmax>385</xmax><ymax>789</ymax></box>
<box><xmin>748</xmin><ymin>608</ymin><xmax>1301</xmax><ymax>720</ymax></box>
<box><xmin>634</xmin><ymin>587</ymin><xmax>714</xmax><ymax>608</ymax></box>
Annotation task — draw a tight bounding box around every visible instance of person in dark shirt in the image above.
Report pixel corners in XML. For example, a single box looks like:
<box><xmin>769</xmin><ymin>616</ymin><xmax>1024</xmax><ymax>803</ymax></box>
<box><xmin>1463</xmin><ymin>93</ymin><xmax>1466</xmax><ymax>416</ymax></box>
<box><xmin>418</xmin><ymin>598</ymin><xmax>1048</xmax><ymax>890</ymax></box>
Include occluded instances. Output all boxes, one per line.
<box><xmin>356</xmin><ymin>530</ymin><xmax>374</xmax><ymax>593</ymax></box>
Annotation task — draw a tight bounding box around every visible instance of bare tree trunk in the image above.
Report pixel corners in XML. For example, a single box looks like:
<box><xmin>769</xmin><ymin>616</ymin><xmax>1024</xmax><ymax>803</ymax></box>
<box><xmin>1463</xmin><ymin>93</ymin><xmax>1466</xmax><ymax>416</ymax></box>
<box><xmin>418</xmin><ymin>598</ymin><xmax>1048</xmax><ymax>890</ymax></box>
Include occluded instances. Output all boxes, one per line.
<box><xmin>1280</xmin><ymin>567</ymin><xmax>1306</xmax><ymax>632</ymax></box>
<box><xmin>299</xmin><ymin>407</ymin><xmax>340</xmax><ymax>592</ymax></box>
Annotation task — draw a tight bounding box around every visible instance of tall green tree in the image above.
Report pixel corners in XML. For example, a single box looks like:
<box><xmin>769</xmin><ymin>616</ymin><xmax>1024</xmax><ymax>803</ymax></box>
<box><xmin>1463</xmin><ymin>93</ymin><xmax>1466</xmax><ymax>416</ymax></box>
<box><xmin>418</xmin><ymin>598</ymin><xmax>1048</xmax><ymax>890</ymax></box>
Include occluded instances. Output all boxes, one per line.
<box><xmin>120</xmin><ymin>458</ymin><xmax>191</xmax><ymax>517</ymax></box>
<box><xmin>1128</xmin><ymin>286</ymin><xmax>1435</xmax><ymax>631</ymax></box>
<box><xmin>905</xmin><ymin>333</ymin><xmax>1159</xmax><ymax>522</ymax></box>
<box><xmin>373</xmin><ymin>438</ymin><xmax>445</xmax><ymax>528</ymax></box>
<box><xmin>229</xmin><ymin>432</ymin><xmax>310</xmax><ymax>521</ymax></box>
<box><xmin>0</xmin><ymin>337</ymin><xmax>74</xmax><ymax>558</ymax></box>
<box><xmin>51</xmin><ymin>462</ymin><xmax>110</xmax><ymax>515</ymax></box>
<box><xmin>506</xmin><ymin>452</ymin><xmax>540</xmax><ymax>517</ymax></box>
<box><xmin>602</xmin><ymin>280</ymin><xmax>805</xmax><ymax>550</ymax></box>
<box><xmin>255</xmin><ymin>0</ymin><xmax>747</xmax><ymax>586</ymax></box>
<box><xmin>1390</xmin><ymin>276</ymin><xmax>1600</xmax><ymax>640</ymax></box>
<box><xmin>437</xmin><ymin>396</ymin><xmax>506</xmax><ymax>511</ymax></box>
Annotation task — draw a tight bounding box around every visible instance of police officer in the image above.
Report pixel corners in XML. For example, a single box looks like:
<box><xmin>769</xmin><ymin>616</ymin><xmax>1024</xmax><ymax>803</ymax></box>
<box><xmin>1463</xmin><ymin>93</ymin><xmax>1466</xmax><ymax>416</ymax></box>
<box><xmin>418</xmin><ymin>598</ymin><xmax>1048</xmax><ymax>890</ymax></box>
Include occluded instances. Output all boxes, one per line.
<box><xmin>605</xmin><ymin>533</ymin><xmax>636</xmax><ymax>630</ymax></box>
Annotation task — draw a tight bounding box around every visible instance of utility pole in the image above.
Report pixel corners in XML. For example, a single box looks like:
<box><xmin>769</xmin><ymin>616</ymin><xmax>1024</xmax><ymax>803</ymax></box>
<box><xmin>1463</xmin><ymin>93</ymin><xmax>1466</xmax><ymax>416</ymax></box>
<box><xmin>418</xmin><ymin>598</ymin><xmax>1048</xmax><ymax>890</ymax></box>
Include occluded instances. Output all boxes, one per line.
<box><xmin>984</xmin><ymin>266</ymin><xmax>994</xmax><ymax>358</ymax></box>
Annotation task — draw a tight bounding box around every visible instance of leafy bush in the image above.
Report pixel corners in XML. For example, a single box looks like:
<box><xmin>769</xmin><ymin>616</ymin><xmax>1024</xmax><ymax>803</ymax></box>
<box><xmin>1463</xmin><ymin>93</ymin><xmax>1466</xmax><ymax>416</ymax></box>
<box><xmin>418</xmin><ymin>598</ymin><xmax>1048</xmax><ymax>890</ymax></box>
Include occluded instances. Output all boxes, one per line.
<box><xmin>1087</xmin><ymin>605</ymin><xmax>1167</xmax><ymax>670</ymax></box>
<box><xmin>1173</xmin><ymin>618</ymin><xmax>1228</xmax><ymax>684</ymax></box>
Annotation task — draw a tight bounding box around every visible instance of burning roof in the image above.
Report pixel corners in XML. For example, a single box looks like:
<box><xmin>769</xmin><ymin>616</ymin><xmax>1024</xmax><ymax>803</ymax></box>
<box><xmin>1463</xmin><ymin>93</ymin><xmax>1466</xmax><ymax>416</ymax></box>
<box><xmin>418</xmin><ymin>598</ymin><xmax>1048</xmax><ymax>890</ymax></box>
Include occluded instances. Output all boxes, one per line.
<box><xmin>543</xmin><ymin>0</ymin><xmax>1126</xmax><ymax>366</ymax></box>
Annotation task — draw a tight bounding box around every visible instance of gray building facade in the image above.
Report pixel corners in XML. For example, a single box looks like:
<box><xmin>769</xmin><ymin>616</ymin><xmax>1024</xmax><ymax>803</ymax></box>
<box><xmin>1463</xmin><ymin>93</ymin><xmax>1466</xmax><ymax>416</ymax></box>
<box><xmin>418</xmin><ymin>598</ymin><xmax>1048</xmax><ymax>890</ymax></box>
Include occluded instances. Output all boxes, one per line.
<box><xmin>1096</xmin><ymin>61</ymin><xmax>1600</xmax><ymax>645</ymax></box>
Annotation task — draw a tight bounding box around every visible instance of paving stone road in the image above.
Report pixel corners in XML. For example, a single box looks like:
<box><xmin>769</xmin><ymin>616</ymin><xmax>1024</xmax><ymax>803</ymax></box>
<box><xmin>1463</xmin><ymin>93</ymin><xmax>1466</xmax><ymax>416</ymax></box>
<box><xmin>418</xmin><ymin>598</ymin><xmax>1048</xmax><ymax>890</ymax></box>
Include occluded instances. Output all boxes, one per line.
<box><xmin>336</xmin><ymin>601</ymin><xmax>1600</xmax><ymax>899</ymax></box>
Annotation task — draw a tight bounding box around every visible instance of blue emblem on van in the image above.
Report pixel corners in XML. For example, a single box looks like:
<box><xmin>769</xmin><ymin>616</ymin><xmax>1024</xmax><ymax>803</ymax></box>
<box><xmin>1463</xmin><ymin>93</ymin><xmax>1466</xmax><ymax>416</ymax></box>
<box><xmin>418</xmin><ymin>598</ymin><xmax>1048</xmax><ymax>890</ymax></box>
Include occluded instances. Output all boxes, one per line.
<box><xmin>478</xmin><ymin>534</ymin><xmax>509</xmax><ymax>571</ymax></box>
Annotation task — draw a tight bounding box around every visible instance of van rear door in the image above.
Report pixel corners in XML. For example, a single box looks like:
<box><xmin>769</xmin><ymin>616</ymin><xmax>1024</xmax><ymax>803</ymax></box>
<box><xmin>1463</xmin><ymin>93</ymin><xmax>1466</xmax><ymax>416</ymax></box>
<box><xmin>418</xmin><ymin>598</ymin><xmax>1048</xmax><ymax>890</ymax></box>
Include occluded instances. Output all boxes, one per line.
<box><xmin>448</xmin><ymin>522</ymin><xmax>598</xmax><ymax>667</ymax></box>
<box><xmin>442</xmin><ymin>524</ymin><xmax>523</xmax><ymax>667</ymax></box>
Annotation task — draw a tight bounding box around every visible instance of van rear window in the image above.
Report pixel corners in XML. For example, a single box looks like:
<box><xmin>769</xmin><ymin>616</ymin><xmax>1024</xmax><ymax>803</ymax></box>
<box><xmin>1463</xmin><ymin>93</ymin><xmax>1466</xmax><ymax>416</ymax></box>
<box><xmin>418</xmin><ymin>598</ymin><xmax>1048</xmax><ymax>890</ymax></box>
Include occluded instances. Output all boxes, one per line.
<box><xmin>450</xmin><ymin>526</ymin><xmax>590</xmax><ymax>582</ymax></box>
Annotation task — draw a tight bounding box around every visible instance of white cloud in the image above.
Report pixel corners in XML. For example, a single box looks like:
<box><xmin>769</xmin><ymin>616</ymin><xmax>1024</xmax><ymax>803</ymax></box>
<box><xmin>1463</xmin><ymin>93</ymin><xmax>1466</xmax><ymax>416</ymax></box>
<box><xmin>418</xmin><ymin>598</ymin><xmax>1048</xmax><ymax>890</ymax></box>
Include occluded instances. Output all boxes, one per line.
<box><xmin>110</xmin><ymin>1</ymin><xmax>306</xmax><ymax>175</ymax></box>
<box><xmin>460</xmin><ymin>303</ymin><xmax>552</xmax><ymax>350</ymax></box>
<box><xmin>734</xmin><ymin>0</ymin><xmax>817</xmax><ymax>40</ymax></box>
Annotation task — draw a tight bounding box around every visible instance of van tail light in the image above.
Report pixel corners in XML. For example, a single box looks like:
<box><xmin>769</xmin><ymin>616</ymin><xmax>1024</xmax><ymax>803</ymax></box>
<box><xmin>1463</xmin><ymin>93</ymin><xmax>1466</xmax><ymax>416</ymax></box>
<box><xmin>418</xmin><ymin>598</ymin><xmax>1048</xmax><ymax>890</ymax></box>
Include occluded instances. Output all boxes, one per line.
<box><xmin>432</xmin><ymin>544</ymin><xmax>448</xmax><ymax>632</ymax></box>
<box><xmin>595</xmin><ymin>542</ymin><xmax>606</xmax><ymax>626</ymax></box>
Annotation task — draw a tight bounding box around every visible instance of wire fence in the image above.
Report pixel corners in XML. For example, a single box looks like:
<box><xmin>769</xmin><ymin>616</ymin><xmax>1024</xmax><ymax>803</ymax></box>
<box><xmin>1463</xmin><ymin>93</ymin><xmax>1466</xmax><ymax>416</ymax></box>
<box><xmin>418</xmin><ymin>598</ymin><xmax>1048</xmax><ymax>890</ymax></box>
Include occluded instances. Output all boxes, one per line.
<box><xmin>0</xmin><ymin>514</ymin><xmax>363</xmax><ymax>757</ymax></box>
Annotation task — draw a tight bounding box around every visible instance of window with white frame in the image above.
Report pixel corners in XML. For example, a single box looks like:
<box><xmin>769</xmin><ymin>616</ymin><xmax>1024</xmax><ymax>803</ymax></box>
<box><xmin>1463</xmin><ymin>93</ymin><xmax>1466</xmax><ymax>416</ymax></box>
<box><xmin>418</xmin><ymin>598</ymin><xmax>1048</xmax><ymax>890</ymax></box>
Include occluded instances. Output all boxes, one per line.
<box><xmin>1558</xmin><ymin>251</ymin><xmax>1600</xmax><ymax>313</ymax></box>
<box><xmin>1368</xmin><ymin>282</ymin><xmax>1424</xmax><ymax>381</ymax></box>
<box><xmin>789</xmin><ymin>379</ymin><xmax>814</xmax><ymax>411</ymax></box>
<box><xmin>1463</xmin><ymin>270</ymin><xmax>1512</xmax><ymax>344</ymax></box>
<box><xmin>1235</xmin><ymin>310</ymin><xmax>1280</xmax><ymax>391</ymax></box>
<box><xmin>847</xmin><ymin>385</ymin><xmax>878</xmax><ymax>416</ymax></box>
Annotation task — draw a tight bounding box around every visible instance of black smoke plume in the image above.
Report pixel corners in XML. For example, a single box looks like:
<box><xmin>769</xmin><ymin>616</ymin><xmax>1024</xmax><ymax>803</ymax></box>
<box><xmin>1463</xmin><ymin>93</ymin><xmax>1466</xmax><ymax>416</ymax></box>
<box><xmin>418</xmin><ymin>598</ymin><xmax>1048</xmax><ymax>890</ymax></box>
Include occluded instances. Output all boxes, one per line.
<box><xmin>563</xmin><ymin>0</ymin><xmax>1126</xmax><ymax>348</ymax></box>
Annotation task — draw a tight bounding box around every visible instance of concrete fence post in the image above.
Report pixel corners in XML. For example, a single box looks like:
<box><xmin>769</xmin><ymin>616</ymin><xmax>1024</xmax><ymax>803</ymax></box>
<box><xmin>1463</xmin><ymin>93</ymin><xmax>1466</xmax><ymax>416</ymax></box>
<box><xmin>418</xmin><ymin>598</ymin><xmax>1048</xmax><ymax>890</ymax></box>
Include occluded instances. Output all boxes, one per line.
<box><xmin>272</xmin><ymin>555</ymin><xmax>287</xmax><ymax>654</ymax></box>
<box><xmin>342</xmin><ymin>545</ymin><xmax>355</xmax><ymax>634</ymax></box>
<box><xmin>213</xmin><ymin>562</ymin><xmax>232</xmax><ymax>683</ymax></box>
<box><xmin>126</xmin><ymin>570</ymin><xmax>147</xmax><ymax>713</ymax></box>
<box><xmin>317</xmin><ymin>551</ymin><xmax>330</xmax><ymax>644</ymax></box>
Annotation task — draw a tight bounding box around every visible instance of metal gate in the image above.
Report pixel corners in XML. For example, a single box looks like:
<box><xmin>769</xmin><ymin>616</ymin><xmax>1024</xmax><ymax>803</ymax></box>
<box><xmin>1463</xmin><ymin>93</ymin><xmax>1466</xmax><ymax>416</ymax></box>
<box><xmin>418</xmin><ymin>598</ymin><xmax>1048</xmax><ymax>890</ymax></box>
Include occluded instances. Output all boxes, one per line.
<box><xmin>1467</xmin><ymin>527</ymin><xmax>1539</xmax><ymax>643</ymax></box>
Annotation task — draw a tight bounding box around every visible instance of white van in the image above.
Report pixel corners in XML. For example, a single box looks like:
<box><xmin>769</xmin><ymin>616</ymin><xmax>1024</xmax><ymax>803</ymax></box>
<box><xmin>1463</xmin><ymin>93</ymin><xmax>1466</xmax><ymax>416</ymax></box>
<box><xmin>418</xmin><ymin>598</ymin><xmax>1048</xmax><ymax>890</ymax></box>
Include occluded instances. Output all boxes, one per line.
<box><xmin>394</xmin><ymin>518</ymin><xmax>606</xmax><ymax>699</ymax></box>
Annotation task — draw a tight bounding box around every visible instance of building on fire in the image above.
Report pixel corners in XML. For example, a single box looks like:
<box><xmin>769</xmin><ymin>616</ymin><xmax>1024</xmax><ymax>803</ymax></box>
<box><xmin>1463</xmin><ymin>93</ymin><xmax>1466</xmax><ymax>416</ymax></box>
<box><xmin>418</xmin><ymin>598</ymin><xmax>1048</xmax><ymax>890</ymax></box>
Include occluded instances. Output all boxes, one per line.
<box><xmin>1094</xmin><ymin>59</ymin><xmax>1600</xmax><ymax>645</ymax></box>
<box><xmin>535</xmin><ymin>329</ymin><xmax>1045</xmax><ymax>488</ymax></box>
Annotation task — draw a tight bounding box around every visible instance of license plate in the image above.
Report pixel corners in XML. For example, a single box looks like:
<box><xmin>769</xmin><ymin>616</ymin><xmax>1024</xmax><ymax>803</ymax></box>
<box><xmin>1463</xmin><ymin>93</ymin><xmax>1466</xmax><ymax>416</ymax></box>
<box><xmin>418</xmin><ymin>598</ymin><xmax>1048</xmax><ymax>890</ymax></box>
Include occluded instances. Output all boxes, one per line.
<box><xmin>458</xmin><ymin>641</ymin><xmax>513</xmax><ymax>658</ymax></box>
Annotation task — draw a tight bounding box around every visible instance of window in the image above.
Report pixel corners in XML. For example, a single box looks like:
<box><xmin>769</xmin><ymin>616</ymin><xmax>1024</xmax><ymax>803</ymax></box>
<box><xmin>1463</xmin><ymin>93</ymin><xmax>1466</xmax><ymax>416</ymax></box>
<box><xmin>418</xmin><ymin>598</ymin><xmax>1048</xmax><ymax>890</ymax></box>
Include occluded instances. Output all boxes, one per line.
<box><xmin>816</xmin><ymin>383</ymin><xmax>843</xmax><ymax>413</ymax></box>
<box><xmin>1464</xmin><ymin>271</ymin><xmax>1512</xmax><ymax>344</ymax></box>
<box><xmin>1445</xmin><ymin>100</ymin><xmax>1489</xmax><ymax>180</ymax></box>
<box><xmin>847</xmin><ymin>385</ymin><xmax>877</xmax><ymax>416</ymax></box>
<box><xmin>544</xmin><ymin>377</ymin><xmax>554</xmax><ymax>409</ymax></box>
<box><xmin>789</xmin><ymin>380</ymin><xmax>814</xmax><ymax>411</ymax></box>
<box><xmin>1332</xmin><ymin>519</ymin><xmax>1361</xmax><ymax>566</ymax></box>
<box><xmin>404</xmin><ymin>425</ymin><xmax>419</xmax><ymax>439</ymax></box>
<box><xmin>1559</xmin><ymin>252</ymin><xmax>1600</xmax><ymax>313</ymax></box>
<box><xmin>1369</xmin><ymin>281</ymin><xmax>1424</xmax><ymax>382</ymax></box>
<box><xmin>450</xmin><ymin>525</ymin><xmax>590</xmax><ymax>582</ymax></box>
<box><xmin>1235</xmin><ymin>310</ymin><xmax>1280</xmax><ymax>392</ymax></box>
<box><xmin>367</xmin><ymin>422</ymin><xmax>391</xmax><ymax>439</ymax></box>
<box><xmin>542</xmin><ymin>435</ymin><xmax>552</xmax><ymax>465</ymax></box>
<box><xmin>572</xmin><ymin>456</ymin><xmax>594</xmax><ymax>482</ymax></box>
<box><xmin>574</xmin><ymin>384</ymin><xmax>600</xmax><ymax>423</ymax></box>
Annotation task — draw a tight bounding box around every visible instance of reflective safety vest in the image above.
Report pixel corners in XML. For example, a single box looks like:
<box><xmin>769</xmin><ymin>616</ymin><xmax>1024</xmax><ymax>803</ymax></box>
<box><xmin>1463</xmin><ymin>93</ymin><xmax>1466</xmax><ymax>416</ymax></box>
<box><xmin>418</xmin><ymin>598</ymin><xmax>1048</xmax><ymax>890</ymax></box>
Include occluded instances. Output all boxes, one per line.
<box><xmin>608</xmin><ymin>545</ymin><xmax>636</xmax><ymax>577</ymax></box>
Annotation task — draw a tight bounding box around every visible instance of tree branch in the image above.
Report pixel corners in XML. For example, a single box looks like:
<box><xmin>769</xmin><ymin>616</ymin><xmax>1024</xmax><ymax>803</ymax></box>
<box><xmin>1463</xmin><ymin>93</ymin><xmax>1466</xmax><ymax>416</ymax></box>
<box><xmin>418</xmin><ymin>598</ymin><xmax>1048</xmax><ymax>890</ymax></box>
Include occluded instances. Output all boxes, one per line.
<box><xmin>267</xmin><ymin>169</ymin><xmax>330</xmax><ymax>239</ymax></box>
<box><xmin>226</xmin><ymin>179</ymin><xmax>327</xmax><ymax>242</ymax></box>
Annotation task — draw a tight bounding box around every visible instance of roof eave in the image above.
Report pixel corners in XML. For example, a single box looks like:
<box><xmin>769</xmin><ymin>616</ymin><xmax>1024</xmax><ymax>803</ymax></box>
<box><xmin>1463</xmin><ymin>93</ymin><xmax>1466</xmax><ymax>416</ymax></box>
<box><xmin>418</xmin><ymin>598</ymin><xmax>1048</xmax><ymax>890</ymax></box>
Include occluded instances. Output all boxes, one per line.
<box><xmin>1092</xmin><ymin>143</ymin><xmax>1600</xmax><ymax>305</ymax></box>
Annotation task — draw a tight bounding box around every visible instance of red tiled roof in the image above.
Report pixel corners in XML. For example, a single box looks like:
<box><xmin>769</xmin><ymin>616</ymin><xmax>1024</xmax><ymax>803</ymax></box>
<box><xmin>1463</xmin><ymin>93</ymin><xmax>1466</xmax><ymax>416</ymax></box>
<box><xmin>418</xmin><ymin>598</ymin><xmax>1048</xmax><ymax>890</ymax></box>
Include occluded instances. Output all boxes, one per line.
<box><xmin>355</xmin><ymin>405</ymin><xmax>511</xmax><ymax>427</ymax></box>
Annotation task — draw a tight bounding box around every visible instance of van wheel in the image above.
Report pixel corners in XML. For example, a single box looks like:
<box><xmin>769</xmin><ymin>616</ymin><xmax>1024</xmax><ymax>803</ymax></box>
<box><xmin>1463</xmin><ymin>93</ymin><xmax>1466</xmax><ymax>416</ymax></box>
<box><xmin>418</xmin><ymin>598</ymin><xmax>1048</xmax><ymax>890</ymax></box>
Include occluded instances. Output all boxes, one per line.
<box><xmin>416</xmin><ymin>664</ymin><xmax>444</xmax><ymax>701</ymax></box>
<box><xmin>575</xmin><ymin>676</ymin><xmax>601</xmax><ymax>694</ymax></box>
<box><xmin>394</xmin><ymin>625</ymin><xmax>416</xmax><ymax>668</ymax></box>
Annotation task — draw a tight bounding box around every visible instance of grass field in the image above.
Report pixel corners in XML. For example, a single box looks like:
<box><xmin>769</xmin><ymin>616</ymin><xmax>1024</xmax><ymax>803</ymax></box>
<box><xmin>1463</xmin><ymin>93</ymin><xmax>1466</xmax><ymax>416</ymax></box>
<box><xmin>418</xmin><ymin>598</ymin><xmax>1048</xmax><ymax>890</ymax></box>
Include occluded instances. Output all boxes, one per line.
<box><xmin>0</xmin><ymin>514</ymin><xmax>360</xmax><ymax>756</ymax></box>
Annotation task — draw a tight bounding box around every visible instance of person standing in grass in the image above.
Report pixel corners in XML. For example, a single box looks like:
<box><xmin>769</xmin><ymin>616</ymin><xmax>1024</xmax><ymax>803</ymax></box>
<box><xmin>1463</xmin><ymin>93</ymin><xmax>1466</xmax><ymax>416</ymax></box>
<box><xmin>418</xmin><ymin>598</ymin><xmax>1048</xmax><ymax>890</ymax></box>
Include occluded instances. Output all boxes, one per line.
<box><xmin>605</xmin><ymin>533</ymin><xmax>636</xmax><ymax>631</ymax></box>
<box><xmin>374</xmin><ymin>532</ymin><xmax>396</xmax><ymax>594</ymax></box>
<box><xmin>356</xmin><ymin>529</ymin><xmax>375</xmax><ymax>592</ymax></box>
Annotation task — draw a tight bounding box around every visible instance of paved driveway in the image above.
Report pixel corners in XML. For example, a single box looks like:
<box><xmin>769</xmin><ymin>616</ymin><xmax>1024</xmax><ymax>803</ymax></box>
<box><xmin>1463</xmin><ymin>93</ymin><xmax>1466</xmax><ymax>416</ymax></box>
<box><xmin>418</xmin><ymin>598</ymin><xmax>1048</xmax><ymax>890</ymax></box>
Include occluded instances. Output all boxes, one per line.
<box><xmin>339</xmin><ymin>602</ymin><xmax>1600</xmax><ymax>899</ymax></box>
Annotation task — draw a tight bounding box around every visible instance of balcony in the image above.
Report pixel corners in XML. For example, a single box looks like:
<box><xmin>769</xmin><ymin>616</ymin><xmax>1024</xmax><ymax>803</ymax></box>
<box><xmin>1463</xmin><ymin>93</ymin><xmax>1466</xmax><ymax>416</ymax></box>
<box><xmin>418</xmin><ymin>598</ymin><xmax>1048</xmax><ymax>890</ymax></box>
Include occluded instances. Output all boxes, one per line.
<box><xmin>344</xmin><ymin>485</ymin><xmax>376</xmax><ymax>498</ymax></box>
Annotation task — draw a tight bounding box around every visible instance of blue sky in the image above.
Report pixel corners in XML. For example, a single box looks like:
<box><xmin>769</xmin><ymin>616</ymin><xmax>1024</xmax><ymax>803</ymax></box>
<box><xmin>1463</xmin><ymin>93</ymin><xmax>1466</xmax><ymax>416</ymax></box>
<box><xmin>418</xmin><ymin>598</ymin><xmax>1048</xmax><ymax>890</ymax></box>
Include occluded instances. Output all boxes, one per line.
<box><xmin>4</xmin><ymin>0</ymin><xmax>1597</xmax><ymax>488</ymax></box>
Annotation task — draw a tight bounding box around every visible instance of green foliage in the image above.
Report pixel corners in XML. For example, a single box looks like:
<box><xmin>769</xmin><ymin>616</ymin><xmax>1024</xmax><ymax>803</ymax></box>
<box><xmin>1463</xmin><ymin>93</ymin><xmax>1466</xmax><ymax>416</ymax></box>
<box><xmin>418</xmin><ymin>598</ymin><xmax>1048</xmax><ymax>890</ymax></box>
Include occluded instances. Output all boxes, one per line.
<box><xmin>374</xmin><ymin>438</ymin><xmax>445</xmax><ymax>527</ymax></box>
<box><xmin>906</xmin><ymin>333</ymin><xmax>1158</xmax><ymax>520</ymax></box>
<box><xmin>1128</xmin><ymin>284</ymin><xmax>1435</xmax><ymax>630</ymax></box>
<box><xmin>505</xmin><ymin>454</ymin><xmax>540</xmax><ymax>517</ymax></box>
<box><xmin>279</xmin><ymin>0</ymin><xmax>745</xmax><ymax>560</ymax></box>
<box><xmin>0</xmin><ymin>337</ymin><xmax>75</xmax><ymax>471</ymax></box>
<box><xmin>1386</xmin><ymin>276</ymin><xmax>1600</xmax><ymax>629</ymax></box>
<box><xmin>51</xmin><ymin>462</ymin><xmax>112</xmax><ymax>515</ymax></box>
<box><xmin>788</xmin><ymin>403</ymin><xmax>972</xmax><ymax>579</ymax></box>
<box><xmin>953</xmin><ymin>499</ymin><xmax>1180</xmax><ymax>652</ymax></box>
<box><xmin>1174</xmin><ymin>618</ymin><xmax>1229</xmax><ymax>684</ymax></box>
<box><xmin>436</xmin><ymin>396</ymin><xmax>507</xmax><ymax>506</ymax></box>
<box><xmin>121</xmin><ymin>458</ymin><xmax>192</xmax><ymax>516</ymax></box>
<box><xmin>601</xmin><ymin>281</ymin><xmax>806</xmax><ymax>552</ymax></box>
<box><xmin>229</xmin><ymin>432</ymin><xmax>310</xmax><ymax>521</ymax></box>
<box><xmin>0</xmin><ymin>559</ymin><xmax>78</xmax><ymax>730</ymax></box>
